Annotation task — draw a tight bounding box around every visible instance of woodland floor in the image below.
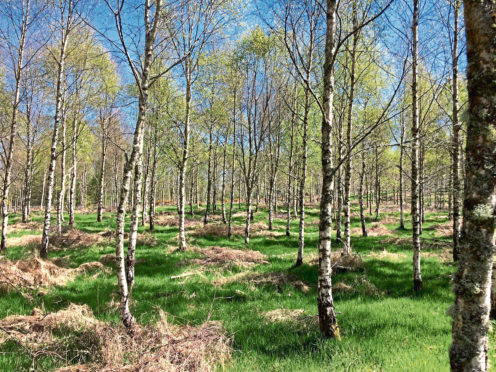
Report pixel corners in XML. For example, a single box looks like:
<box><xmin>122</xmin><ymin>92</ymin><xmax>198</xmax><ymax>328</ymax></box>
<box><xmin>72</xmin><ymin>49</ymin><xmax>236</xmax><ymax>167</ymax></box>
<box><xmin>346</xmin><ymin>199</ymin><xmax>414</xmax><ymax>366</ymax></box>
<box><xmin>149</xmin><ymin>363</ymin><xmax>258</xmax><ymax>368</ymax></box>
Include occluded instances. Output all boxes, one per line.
<box><xmin>0</xmin><ymin>202</ymin><xmax>494</xmax><ymax>371</ymax></box>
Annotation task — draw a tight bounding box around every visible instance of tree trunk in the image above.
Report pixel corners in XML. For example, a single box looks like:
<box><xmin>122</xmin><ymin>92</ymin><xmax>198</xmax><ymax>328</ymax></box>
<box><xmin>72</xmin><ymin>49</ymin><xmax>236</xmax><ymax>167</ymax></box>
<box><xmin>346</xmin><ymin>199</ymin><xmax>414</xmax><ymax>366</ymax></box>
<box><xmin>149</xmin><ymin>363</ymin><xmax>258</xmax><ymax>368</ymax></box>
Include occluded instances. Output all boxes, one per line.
<box><xmin>359</xmin><ymin>143</ymin><xmax>367</xmax><ymax>237</ymax></box>
<box><xmin>335</xmin><ymin>118</ymin><xmax>343</xmax><ymax>241</ymax></box>
<box><xmin>149</xmin><ymin>134</ymin><xmax>157</xmax><ymax>232</ymax></box>
<box><xmin>399</xmin><ymin>114</ymin><xmax>405</xmax><ymax>229</ymax></box>
<box><xmin>318</xmin><ymin>0</ymin><xmax>338</xmax><ymax>338</ymax></box>
<box><xmin>343</xmin><ymin>7</ymin><xmax>358</xmax><ymax>255</ymax></box>
<box><xmin>374</xmin><ymin>146</ymin><xmax>380</xmax><ymax>221</ymax></box>
<box><xmin>228</xmin><ymin>89</ymin><xmax>237</xmax><ymax>238</ymax></box>
<box><xmin>212</xmin><ymin>148</ymin><xmax>218</xmax><ymax>213</ymax></box>
<box><xmin>411</xmin><ymin>0</ymin><xmax>422</xmax><ymax>292</ymax></box>
<box><xmin>127</xmin><ymin>149</ymin><xmax>143</xmax><ymax>296</ymax></box>
<box><xmin>57</xmin><ymin>106</ymin><xmax>67</xmax><ymax>234</ymax></box>
<box><xmin>286</xmin><ymin>88</ymin><xmax>296</xmax><ymax>236</ymax></box>
<box><xmin>41</xmin><ymin>24</ymin><xmax>69</xmax><ymax>258</ymax></box>
<box><xmin>68</xmin><ymin>118</ymin><xmax>78</xmax><ymax>227</ymax></box>
<box><xmin>450</xmin><ymin>1</ymin><xmax>496</xmax><ymax>369</ymax></box>
<box><xmin>244</xmin><ymin>185</ymin><xmax>252</xmax><ymax>244</ymax></box>
<box><xmin>204</xmin><ymin>126</ymin><xmax>213</xmax><ymax>225</ymax></box>
<box><xmin>141</xmin><ymin>131</ymin><xmax>151</xmax><ymax>226</ymax></box>
<box><xmin>178</xmin><ymin>59</ymin><xmax>191</xmax><ymax>251</ymax></box>
<box><xmin>296</xmin><ymin>78</ymin><xmax>311</xmax><ymax>266</ymax></box>
<box><xmin>221</xmin><ymin>125</ymin><xmax>228</xmax><ymax>224</ymax></box>
<box><xmin>0</xmin><ymin>0</ymin><xmax>29</xmax><ymax>251</ymax></box>
<box><xmin>97</xmin><ymin>119</ymin><xmax>107</xmax><ymax>222</ymax></box>
<box><xmin>22</xmin><ymin>87</ymin><xmax>34</xmax><ymax>224</ymax></box>
<box><xmin>451</xmin><ymin>0</ymin><xmax>461</xmax><ymax>261</ymax></box>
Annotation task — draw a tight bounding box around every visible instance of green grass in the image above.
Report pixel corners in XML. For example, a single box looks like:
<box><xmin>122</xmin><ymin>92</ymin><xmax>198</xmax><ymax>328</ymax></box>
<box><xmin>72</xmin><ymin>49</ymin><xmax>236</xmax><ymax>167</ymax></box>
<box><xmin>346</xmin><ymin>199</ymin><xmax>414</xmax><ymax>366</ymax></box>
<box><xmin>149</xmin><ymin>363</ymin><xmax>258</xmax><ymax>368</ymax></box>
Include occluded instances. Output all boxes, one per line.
<box><xmin>0</xmin><ymin>203</ymin><xmax>493</xmax><ymax>371</ymax></box>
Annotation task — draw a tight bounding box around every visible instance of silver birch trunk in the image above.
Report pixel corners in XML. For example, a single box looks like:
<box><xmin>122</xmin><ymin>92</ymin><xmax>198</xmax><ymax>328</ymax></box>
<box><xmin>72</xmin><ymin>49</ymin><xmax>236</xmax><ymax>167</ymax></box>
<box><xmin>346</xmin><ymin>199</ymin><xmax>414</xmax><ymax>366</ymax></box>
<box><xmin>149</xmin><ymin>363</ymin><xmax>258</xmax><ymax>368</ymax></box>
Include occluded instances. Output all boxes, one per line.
<box><xmin>0</xmin><ymin>0</ymin><xmax>29</xmax><ymax>251</ymax></box>
<box><xmin>318</xmin><ymin>0</ymin><xmax>338</xmax><ymax>338</ymax></box>
<box><xmin>411</xmin><ymin>0</ymin><xmax>422</xmax><ymax>292</ymax></box>
<box><xmin>450</xmin><ymin>1</ymin><xmax>496</xmax><ymax>369</ymax></box>
<box><xmin>57</xmin><ymin>107</ymin><xmax>67</xmax><ymax>234</ymax></box>
<box><xmin>97</xmin><ymin>119</ymin><xmax>107</xmax><ymax>222</ymax></box>
<box><xmin>451</xmin><ymin>0</ymin><xmax>461</xmax><ymax>261</ymax></box>
<box><xmin>343</xmin><ymin>8</ymin><xmax>357</xmax><ymax>255</ymax></box>
<box><xmin>68</xmin><ymin>119</ymin><xmax>78</xmax><ymax>227</ymax></box>
<box><xmin>178</xmin><ymin>59</ymin><xmax>191</xmax><ymax>251</ymax></box>
<box><xmin>41</xmin><ymin>8</ymin><xmax>70</xmax><ymax>257</ymax></box>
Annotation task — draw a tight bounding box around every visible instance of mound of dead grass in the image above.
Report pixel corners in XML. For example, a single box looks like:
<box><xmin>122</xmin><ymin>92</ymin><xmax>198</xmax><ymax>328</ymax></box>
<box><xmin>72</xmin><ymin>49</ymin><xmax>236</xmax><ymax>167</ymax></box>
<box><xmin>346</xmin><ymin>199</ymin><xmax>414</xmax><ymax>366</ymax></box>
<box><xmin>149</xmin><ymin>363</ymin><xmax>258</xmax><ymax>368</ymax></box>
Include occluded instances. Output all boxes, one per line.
<box><xmin>6</xmin><ymin>234</ymin><xmax>41</xmax><ymax>250</ymax></box>
<box><xmin>0</xmin><ymin>258</ymin><xmax>108</xmax><ymax>293</ymax></box>
<box><xmin>367</xmin><ymin>250</ymin><xmax>407</xmax><ymax>262</ymax></box>
<box><xmin>333</xmin><ymin>282</ymin><xmax>354</xmax><ymax>292</ymax></box>
<box><xmin>8</xmin><ymin>221</ymin><xmax>43</xmax><ymax>233</ymax></box>
<box><xmin>50</xmin><ymin>228</ymin><xmax>102</xmax><ymax>250</ymax></box>
<box><xmin>214</xmin><ymin>271</ymin><xmax>311</xmax><ymax>293</ymax></box>
<box><xmin>191</xmin><ymin>222</ymin><xmax>270</xmax><ymax>238</ymax></box>
<box><xmin>0</xmin><ymin>304</ymin><xmax>231</xmax><ymax>372</ymax></box>
<box><xmin>263</xmin><ymin>308</ymin><xmax>317</xmax><ymax>329</ymax></box>
<box><xmin>432</xmin><ymin>222</ymin><xmax>452</xmax><ymax>237</ymax></box>
<box><xmin>155</xmin><ymin>215</ymin><xmax>203</xmax><ymax>229</ymax></box>
<box><xmin>363</xmin><ymin>222</ymin><xmax>391</xmax><ymax>237</ymax></box>
<box><xmin>307</xmin><ymin>252</ymin><xmax>364</xmax><ymax>273</ymax></box>
<box><xmin>351</xmin><ymin>221</ymin><xmax>391</xmax><ymax>237</ymax></box>
<box><xmin>189</xmin><ymin>246</ymin><xmax>268</xmax><ymax>269</ymax></box>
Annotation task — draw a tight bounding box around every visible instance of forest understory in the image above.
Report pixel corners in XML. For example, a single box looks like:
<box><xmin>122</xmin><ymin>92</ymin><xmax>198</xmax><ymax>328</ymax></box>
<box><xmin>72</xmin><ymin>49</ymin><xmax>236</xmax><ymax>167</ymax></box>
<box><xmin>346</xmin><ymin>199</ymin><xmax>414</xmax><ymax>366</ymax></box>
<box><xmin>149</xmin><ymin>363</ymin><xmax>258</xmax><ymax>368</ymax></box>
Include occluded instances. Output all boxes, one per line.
<box><xmin>0</xmin><ymin>201</ymin><xmax>487</xmax><ymax>372</ymax></box>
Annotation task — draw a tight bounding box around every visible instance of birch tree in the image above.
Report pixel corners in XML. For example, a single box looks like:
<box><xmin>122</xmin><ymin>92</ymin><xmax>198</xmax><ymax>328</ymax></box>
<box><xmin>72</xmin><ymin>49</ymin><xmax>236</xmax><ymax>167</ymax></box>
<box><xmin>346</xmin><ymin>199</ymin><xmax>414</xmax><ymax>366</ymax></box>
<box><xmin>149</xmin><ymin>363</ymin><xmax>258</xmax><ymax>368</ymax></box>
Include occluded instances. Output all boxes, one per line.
<box><xmin>449</xmin><ymin>0</ymin><xmax>496</xmax><ymax>369</ymax></box>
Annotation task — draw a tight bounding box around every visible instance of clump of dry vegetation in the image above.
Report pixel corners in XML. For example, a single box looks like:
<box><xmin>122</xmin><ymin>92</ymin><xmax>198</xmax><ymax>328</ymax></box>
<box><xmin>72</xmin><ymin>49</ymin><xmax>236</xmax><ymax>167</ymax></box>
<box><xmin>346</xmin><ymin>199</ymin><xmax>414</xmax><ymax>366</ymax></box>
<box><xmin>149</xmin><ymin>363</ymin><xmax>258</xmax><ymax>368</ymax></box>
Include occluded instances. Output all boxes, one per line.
<box><xmin>0</xmin><ymin>258</ymin><xmax>108</xmax><ymax>293</ymax></box>
<box><xmin>367</xmin><ymin>250</ymin><xmax>407</xmax><ymax>262</ymax></box>
<box><xmin>214</xmin><ymin>271</ymin><xmax>311</xmax><ymax>293</ymax></box>
<box><xmin>333</xmin><ymin>282</ymin><xmax>354</xmax><ymax>292</ymax></box>
<box><xmin>190</xmin><ymin>224</ymin><xmax>240</xmax><ymax>237</ymax></box>
<box><xmin>155</xmin><ymin>214</ymin><xmax>203</xmax><ymax>229</ymax></box>
<box><xmin>263</xmin><ymin>308</ymin><xmax>317</xmax><ymax>330</ymax></box>
<box><xmin>0</xmin><ymin>304</ymin><xmax>231</xmax><ymax>372</ymax></box>
<box><xmin>351</xmin><ymin>222</ymin><xmax>390</xmax><ymax>237</ymax></box>
<box><xmin>6</xmin><ymin>234</ymin><xmax>41</xmax><ymax>248</ymax></box>
<box><xmin>432</xmin><ymin>222</ymin><xmax>453</xmax><ymax>237</ymax></box>
<box><xmin>136</xmin><ymin>232</ymin><xmax>158</xmax><ymax>246</ymax></box>
<box><xmin>307</xmin><ymin>252</ymin><xmax>364</xmax><ymax>273</ymax></box>
<box><xmin>188</xmin><ymin>246</ymin><xmax>268</xmax><ymax>269</ymax></box>
<box><xmin>191</xmin><ymin>222</ymin><xmax>271</xmax><ymax>238</ymax></box>
<box><xmin>8</xmin><ymin>221</ymin><xmax>43</xmax><ymax>233</ymax></box>
<box><xmin>50</xmin><ymin>228</ymin><xmax>102</xmax><ymax>250</ymax></box>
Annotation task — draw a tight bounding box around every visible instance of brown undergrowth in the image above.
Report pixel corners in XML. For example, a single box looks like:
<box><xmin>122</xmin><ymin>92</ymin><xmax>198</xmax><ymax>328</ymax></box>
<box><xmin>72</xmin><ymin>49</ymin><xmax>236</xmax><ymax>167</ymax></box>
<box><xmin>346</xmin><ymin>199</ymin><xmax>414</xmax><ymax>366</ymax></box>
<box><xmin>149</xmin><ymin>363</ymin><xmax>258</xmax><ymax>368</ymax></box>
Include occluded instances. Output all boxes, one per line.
<box><xmin>8</xmin><ymin>221</ymin><xmax>43</xmax><ymax>233</ymax></box>
<box><xmin>155</xmin><ymin>215</ymin><xmax>203</xmax><ymax>229</ymax></box>
<box><xmin>50</xmin><ymin>228</ymin><xmax>102</xmax><ymax>250</ymax></box>
<box><xmin>184</xmin><ymin>246</ymin><xmax>269</xmax><ymax>271</ymax></box>
<box><xmin>307</xmin><ymin>252</ymin><xmax>365</xmax><ymax>273</ymax></box>
<box><xmin>351</xmin><ymin>222</ymin><xmax>390</xmax><ymax>237</ymax></box>
<box><xmin>263</xmin><ymin>308</ymin><xmax>317</xmax><ymax>329</ymax></box>
<box><xmin>0</xmin><ymin>258</ymin><xmax>108</xmax><ymax>293</ymax></box>
<box><xmin>191</xmin><ymin>222</ymin><xmax>270</xmax><ymax>238</ymax></box>
<box><xmin>432</xmin><ymin>222</ymin><xmax>453</xmax><ymax>237</ymax></box>
<box><xmin>214</xmin><ymin>271</ymin><xmax>311</xmax><ymax>293</ymax></box>
<box><xmin>0</xmin><ymin>304</ymin><xmax>231</xmax><ymax>372</ymax></box>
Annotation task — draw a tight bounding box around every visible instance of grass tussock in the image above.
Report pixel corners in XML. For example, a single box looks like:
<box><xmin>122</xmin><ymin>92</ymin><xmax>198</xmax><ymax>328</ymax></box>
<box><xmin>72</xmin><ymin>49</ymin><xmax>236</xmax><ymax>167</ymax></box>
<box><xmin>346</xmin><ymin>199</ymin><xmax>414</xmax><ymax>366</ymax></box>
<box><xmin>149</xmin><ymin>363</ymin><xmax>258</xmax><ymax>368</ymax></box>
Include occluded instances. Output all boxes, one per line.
<box><xmin>351</xmin><ymin>222</ymin><xmax>391</xmax><ymax>237</ymax></box>
<box><xmin>191</xmin><ymin>222</ymin><xmax>270</xmax><ymax>238</ymax></box>
<box><xmin>214</xmin><ymin>271</ymin><xmax>311</xmax><ymax>293</ymax></box>
<box><xmin>6</xmin><ymin>234</ymin><xmax>41</xmax><ymax>248</ymax></box>
<box><xmin>368</xmin><ymin>250</ymin><xmax>407</xmax><ymax>262</ymax></box>
<box><xmin>432</xmin><ymin>222</ymin><xmax>453</xmax><ymax>237</ymax></box>
<box><xmin>155</xmin><ymin>214</ymin><xmax>203</xmax><ymax>229</ymax></box>
<box><xmin>0</xmin><ymin>304</ymin><xmax>231</xmax><ymax>372</ymax></box>
<box><xmin>189</xmin><ymin>246</ymin><xmax>269</xmax><ymax>269</ymax></box>
<box><xmin>307</xmin><ymin>252</ymin><xmax>365</xmax><ymax>273</ymax></box>
<box><xmin>8</xmin><ymin>221</ymin><xmax>43</xmax><ymax>233</ymax></box>
<box><xmin>0</xmin><ymin>258</ymin><xmax>107</xmax><ymax>293</ymax></box>
<box><xmin>50</xmin><ymin>228</ymin><xmax>102</xmax><ymax>250</ymax></box>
